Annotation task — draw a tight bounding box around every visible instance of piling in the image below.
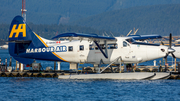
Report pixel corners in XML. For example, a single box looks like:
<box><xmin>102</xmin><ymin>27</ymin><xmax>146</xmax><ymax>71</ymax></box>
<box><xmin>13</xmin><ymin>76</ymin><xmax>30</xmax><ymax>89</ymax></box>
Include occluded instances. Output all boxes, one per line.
<box><xmin>5</xmin><ymin>58</ymin><xmax>7</xmax><ymax>68</ymax></box>
<box><xmin>57</xmin><ymin>62</ymin><xmax>61</xmax><ymax>70</ymax></box>
<box><xmin>20</xmin><ymin>63</ymin><xmax>23</xmax><ymax>71</ymax></box>
<box><xmin>134</xmin><ymin>63</ymin><xmax>137</xmax><ymax>72</ymax></box>
<box><xmin>54</xmin><ymin>61</ymin><xmax>56</xmax><ymax>71</ymax></box>
<box><xmin>175</xmin><ymin>58</ymin><xmax>177</xmax><ymax>72</ymax></box>
<box><xmin>15</xmin><ymin>61</ymin><xmax>18</xmax><ymax>72</ymax></box>
<box><xmin>178</xmin><ymin>62</ymin><xmax>180</xmax><ymax>73</ymax></box>
<box><xmin>19</xmin><ymin>63</ymin><xmax>21</xmax><ymax>71</ymax></box>
<box><xmin>0</xmin><ymin>58</ymin><xmax>1</xmax><ymax>71</ymax></box>
<box><xmin>9</xmin><ymin>57</ymin><xmax>12</xmax><ymax>66</ymax></box>
<box><xmin>154</xmin><ymin>60</ymin><xmax>156</xmax><ymax>66</ymax></box>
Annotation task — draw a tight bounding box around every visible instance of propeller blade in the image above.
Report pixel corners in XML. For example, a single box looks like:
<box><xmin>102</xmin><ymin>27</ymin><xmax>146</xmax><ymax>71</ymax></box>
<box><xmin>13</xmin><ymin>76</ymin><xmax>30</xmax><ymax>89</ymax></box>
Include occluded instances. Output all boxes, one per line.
<box><xmin>171</xmin><ymin>53</ymin><xmax>176</xmax><ymax>58</ymax></box>
<box><xmin>161</xmin><ymin>41</ymin><xmax>164</xmax><ymax>45</ymax></box>
<box><xmin>169</xmin><ymin>33</ymin><xmax>172</xmax><ymax>48</ymax></box>
<box><xmin>164</xmin><ymin>53</ymin><xmax>169</xmax><ymax>58</ymax></box>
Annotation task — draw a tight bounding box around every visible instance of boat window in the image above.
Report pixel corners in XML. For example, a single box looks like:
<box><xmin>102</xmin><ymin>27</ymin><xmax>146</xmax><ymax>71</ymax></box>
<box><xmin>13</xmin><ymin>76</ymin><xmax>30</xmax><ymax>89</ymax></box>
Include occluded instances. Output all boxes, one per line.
<box><xmin>123</xmin><ymin>41</ymin><xmax>127</xmax><ymax>47</ymax></box>
<box><xmin>126</xmin><ymin>38</ymin><xmax>135</xmax><ymax>44</ymax></box>
<box><xmin>68</xmin><ymin>46</ymin><xmax>73</xmax><ymax>51</ymax></box>
<box><xmin>89</xmin><ymin>44</ymin><xmax>94</xmax><ymax>50</ymax></box>
<box><xmin>80</xmin><ymin>45</ymin><xmax>84</xmax><ymax>51</ymax></box>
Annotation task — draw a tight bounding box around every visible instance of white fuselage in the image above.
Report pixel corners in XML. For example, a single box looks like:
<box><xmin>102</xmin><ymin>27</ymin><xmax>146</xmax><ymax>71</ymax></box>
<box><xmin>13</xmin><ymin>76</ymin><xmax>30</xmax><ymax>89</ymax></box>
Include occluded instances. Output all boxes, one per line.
<box><xmin>38</xmin><ymin>37</ymin><xmax>168</xmax><ymax>64</ymax></box>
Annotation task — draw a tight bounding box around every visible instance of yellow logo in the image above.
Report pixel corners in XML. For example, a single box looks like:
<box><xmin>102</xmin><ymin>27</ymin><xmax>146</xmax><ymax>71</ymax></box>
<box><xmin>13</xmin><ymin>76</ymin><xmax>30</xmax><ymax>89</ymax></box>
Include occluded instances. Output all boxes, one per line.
<box><xmin>9</xmin><ymin>24</ymin><xmax>26</xmax><ymax>38</ymax></box>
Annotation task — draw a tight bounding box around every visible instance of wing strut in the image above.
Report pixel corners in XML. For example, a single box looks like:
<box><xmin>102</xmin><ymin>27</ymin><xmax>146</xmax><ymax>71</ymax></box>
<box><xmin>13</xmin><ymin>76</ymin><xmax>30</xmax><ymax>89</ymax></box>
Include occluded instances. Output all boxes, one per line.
<box><xmin>104</xmin><ymin>40</ymin><xmax>108</xmax><ymax>58</ymax></box>
<box><xmin>94</xmin><ymin>40</ymin><xmax>108</xmax><ymax>58</ymax></box>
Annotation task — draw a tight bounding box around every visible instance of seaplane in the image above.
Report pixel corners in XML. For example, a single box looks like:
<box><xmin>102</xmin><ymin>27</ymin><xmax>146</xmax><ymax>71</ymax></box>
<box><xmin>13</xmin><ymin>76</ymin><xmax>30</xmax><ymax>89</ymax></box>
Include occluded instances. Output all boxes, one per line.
<box><xmin>8</xmin><ymin>15</ymin><xmax>175</xmax><ymax>80</ymax></box>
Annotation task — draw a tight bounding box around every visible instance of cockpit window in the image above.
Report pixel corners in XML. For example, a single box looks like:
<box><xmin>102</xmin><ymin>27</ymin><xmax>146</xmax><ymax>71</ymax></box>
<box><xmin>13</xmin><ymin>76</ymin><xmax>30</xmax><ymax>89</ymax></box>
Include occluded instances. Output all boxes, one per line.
<box><xmin>126</xmin><ymin>38</ymin><xmax>135</xmax><ymax>44</ymax></box>
<box><xmin>80</xmin><ymin>45</ymin><xmax>84</xmax><ymax>51</ymax></box>
<box><xmin>123</xmin><ymin>41</ymin><xmax>127</xmax><ymax>47</ymax></box>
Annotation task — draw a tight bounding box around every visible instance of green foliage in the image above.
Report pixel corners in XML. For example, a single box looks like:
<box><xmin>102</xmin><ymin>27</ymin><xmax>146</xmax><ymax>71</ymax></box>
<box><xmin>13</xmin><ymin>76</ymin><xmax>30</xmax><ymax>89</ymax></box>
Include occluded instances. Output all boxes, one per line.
<box><xmin>1</xmin><ymin>1</ymin><xmax>180</xmax><ymax>39</ymax></box>
<box><xmin>1</xmin><ymin>0</ymin><xmax>180</xmax><ymax>24</ymax></box>
<box><xmin>71</xmin><ymin>4</ymin><xmax>180</xmax><ymax>36</ymax></box>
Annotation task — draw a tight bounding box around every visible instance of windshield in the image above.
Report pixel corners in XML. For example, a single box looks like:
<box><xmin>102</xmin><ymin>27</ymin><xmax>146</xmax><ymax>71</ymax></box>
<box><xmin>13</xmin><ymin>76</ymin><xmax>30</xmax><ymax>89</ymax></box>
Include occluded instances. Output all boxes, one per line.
<box><xmin>126</xmin><ymin>38</ymin><xmax>135</xmax><ymax>44</ymax></box>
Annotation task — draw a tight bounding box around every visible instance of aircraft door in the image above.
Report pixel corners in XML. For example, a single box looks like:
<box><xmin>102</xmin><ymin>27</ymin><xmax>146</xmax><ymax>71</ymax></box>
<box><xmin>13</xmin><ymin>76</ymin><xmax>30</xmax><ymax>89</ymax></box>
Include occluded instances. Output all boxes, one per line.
<box><xmin>121</xmin><ymin>41</ymin><xmax>131</xmax><ymax>60</ymax></box>
<box><xmin>77</xmin><ymin>45</ymin><xmax>87</xmax><ymax>63</ymax></box>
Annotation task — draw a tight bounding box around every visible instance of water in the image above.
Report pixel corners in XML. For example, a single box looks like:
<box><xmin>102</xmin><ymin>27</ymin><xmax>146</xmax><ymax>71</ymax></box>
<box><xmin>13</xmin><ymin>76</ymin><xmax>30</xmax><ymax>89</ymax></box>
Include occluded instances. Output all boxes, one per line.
<box><xmin>1</xmin><ymin>49</ymin><xmax>180</xmax><ymax>100</ymax></box>
<box><xmin>0</xmin><ymin>78</ymin><xmax>180</xmax><ymax>101</ymax></box>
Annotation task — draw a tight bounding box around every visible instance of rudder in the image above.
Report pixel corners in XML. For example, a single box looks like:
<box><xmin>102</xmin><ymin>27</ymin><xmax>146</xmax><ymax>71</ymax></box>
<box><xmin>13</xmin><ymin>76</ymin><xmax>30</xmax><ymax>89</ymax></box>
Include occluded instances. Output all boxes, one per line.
<box><xmin>8</xmin><ymin>15</ymin><xmax>34</xmax><ymax>64</ymax></box>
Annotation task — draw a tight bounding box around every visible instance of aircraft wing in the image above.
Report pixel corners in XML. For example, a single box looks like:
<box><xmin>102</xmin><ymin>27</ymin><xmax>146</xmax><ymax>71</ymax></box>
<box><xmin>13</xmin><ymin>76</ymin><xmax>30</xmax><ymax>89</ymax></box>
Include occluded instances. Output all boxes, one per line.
<box><xmin>128</xmin><ymin>35</ymin><xmax>162</xmax><ymax>40</ymax></box>
<box><xmin>52</xmin><ymin>33</ymin><xmax>116</xmax><ymax>41</ymax></box>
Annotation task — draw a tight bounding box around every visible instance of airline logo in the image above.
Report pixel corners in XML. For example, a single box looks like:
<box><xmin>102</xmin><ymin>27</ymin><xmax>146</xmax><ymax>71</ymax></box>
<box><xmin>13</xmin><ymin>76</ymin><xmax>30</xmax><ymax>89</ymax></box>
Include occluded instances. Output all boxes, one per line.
<box><xmin>9</xmin><ymin>24</ymin><xmax>26</xmax><ymax>38</ymax></box>
<box><xmin>26</xmin><ymin>46</ymin><xmax>67</xmax><ymax>53</ymax></box>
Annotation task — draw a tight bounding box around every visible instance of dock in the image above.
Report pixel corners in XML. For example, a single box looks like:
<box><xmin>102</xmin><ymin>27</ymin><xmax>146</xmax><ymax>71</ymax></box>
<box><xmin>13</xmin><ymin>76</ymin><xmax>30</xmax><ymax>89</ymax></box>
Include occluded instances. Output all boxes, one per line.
<box><xmin>0</xmin><ymin>69</ymin><xmax>180</xmax><ymax>80</ymax></box>
<box><xmin>0</xmin><ymin>55</ymin><xmax>180</xmax><ymax>80</ymax></box>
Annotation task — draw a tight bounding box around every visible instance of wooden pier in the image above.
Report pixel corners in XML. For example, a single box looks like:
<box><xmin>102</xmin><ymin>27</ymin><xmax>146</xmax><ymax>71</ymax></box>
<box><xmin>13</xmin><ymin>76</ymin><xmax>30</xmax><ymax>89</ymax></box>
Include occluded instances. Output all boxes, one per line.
<box><xmin>0</xmin><ymin>56</ymin><xmax>180</xmax><ymax>79</ymax></box>
<box><xmin>0</xmin><ymin>69</ymin><xmax>180</xmax><ymax>79</ymax></box>
<box><xmin>0</xmin><ymin>71</ymin><xmax>71</xmax><ymax>78</ymax></box>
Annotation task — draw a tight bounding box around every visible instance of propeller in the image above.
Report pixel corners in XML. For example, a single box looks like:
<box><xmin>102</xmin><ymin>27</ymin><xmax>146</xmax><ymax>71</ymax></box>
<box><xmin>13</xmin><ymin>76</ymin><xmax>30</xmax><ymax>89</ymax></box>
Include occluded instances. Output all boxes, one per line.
<box><xmin>164</xmin><ymin>33</ymin><xmax>176</xmax><ymax>72</ymax></box>
<box><xmin>164</xmin><ymin>33</ymin><xmax>175</xmax><ymax>58</ymax></box>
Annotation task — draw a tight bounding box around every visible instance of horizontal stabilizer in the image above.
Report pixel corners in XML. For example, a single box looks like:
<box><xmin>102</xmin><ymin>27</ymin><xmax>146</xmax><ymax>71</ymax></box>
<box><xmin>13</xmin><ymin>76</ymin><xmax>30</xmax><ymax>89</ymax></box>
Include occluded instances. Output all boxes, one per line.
<box><xmin>8</xmin><ymin>40</ymin><xmax>32</xmax><ymax>43</ymax></box>
<box><xmin>13</xmin><ymin>57</ymin><xmax>34</xmax><ymax>64</ymax></box>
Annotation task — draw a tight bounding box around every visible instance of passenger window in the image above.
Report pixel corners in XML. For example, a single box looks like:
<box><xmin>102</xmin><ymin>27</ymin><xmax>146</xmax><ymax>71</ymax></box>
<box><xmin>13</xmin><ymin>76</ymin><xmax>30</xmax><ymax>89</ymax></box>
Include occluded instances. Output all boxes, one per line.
<box><xmin>95</xmin><ymin>46</ymin><xmax>99</xmax><ymax>50</ymax></box>
<box><xmin>100</xmin><ymin>44</ymin><xmax>105</xmax><ymax>49</ymax></box>
<box><xmin>89</xmin><ymin>44</ymin><xmax>94</xmax><ymax>50</ymax></box>
<box><xmin>123</xmin><ymin>41</ymin><xmax>127</xmax><ymax>47</ymax></box>
<box><xmin>108</xmin><ymin>43</ymin><xmax>118</xmax><ymax>49</ymax></box>
<box><xmin>80</xmin><ymin>45</ymin><xmax>84</xmax><ymax>51</ymax></box>
<box><xmin>68</xmin><ymin>46</ymin><xmax>73</xmax><ymax>51</ymax></box>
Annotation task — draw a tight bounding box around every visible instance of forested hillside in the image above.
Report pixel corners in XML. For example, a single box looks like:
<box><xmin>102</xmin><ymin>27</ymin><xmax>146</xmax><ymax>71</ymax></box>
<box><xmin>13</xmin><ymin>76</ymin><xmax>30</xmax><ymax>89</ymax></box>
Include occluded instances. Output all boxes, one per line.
<box><xmin>0</xmin><ymin>0</ymin><xmax>180</xmax><ymax>42</ymax></box>
<box><xmin>0</xmin><ymin>0</ymin><xmax>180</xmax><ymax>24</ymax></box>
<box><xmin>71</xmin><ymin>4</ymin><xmax>180</xmax><ymax>36</ymax></box>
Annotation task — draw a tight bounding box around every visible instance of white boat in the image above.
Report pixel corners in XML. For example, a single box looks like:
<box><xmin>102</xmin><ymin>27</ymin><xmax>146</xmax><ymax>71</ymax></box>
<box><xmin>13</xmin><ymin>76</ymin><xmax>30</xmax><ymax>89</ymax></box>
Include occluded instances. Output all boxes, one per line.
<box><xmin>0</xmin><ymin>44</ymin><xmax>8</xmax><ymax>49</ymax></box>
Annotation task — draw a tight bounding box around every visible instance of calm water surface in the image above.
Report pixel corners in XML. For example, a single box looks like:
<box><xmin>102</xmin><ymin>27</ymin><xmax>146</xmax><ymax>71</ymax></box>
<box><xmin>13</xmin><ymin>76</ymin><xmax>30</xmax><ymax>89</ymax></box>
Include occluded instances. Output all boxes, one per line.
<box><xmin>0</xmin><ymin>78</ymin><xmax>180</xmax><ymax>101</ymax></box>
<box><xmin>1</xmin><ymin>49</ymin><xmax>180</xmax><ymax>101</ymax></box>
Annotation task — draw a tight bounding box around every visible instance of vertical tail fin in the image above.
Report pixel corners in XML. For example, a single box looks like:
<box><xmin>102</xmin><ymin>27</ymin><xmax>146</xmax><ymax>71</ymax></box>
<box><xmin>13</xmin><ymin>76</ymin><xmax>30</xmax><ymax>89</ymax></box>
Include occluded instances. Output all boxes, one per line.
<box><xmin>8</xmin><ymin>15</ymin><xmax>35</xmax><ymax>64</ymax></box>
<box><xmin>8</xmin><ymin>15</ymin><xmax>33</xmax><ymax>42</ymax></box>
<box><xmin>8</xmin><ymin>15</ymin><xmax>65</xmax><ymax>64</ymax></box>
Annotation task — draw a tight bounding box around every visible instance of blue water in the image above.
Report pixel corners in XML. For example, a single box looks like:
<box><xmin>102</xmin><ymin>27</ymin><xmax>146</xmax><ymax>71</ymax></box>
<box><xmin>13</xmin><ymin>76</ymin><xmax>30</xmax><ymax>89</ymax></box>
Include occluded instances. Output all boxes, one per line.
<box><xmin>1</xmin><ymin>49</ymin><xmax>180</xmax><ymax>100</ymax></box>
<box><xmin>0</xmin><ymin>78</ymin><xmax>180</xmax><ymax>101</ymax></box>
